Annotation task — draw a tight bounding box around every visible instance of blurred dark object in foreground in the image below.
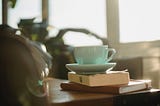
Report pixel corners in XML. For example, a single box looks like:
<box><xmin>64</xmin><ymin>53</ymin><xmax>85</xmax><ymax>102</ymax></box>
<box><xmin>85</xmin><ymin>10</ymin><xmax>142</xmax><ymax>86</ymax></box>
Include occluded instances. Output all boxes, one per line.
<box><xmin>0</xmin><ymin>24</ymin><xmax>51</xmax><ymax>106</ymax></box>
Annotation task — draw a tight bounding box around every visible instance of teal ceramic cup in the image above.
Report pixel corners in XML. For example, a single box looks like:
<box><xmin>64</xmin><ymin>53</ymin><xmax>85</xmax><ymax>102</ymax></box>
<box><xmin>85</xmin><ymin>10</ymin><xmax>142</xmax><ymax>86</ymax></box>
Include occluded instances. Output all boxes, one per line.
<box><xmin>74</xmin><ymin>45</ymin><xmax>116</xmax><ymax>64</ymax></box>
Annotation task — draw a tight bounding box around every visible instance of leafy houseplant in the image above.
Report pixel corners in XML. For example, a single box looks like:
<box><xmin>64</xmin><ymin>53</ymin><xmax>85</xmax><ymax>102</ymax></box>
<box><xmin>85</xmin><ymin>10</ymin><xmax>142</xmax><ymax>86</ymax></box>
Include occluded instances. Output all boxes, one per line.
<box><xmin>17</xmin><ymin>18</ymin><xmax>108</xmax><ymax>79</ymax></box>
<box><xmin>18</xmin><ymin>18</ymin><xmax>48</xmax><ymax>43</ymax></box>
<box><xmin>6</xmin><ymin>0</ymin><xmax>108</xmax><ymax>79</ymax></box>
<box><xmin>8</xmin><ymin>0</ymin><xmax>17</xmax><ymax>8</ymax></box>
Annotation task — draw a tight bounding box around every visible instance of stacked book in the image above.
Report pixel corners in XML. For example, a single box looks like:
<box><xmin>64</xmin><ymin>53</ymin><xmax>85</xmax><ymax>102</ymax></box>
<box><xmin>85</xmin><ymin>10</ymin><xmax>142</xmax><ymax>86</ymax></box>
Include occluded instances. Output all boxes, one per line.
<box><xmin>60</xmin><ymin>71</ymin><xmax>152</xmax><ymax>94</ymax></box>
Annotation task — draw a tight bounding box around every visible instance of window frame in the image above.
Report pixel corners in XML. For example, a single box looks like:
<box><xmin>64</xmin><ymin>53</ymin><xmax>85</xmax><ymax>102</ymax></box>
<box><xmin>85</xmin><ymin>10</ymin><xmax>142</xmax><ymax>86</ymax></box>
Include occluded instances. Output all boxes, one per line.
<box><xmin>2</xmin><ymin>0</ymin><xmax>8</xmax><ymax>24</ymax></box>
<box><xmin>1</xmin><ymin>0</ymin><xmax>48</xmax><ymax>25</ymax></box>
<box><xmin>107</xmin><ymin>0</ymin><xmax>160</xmax><ymax>59</ymax></box>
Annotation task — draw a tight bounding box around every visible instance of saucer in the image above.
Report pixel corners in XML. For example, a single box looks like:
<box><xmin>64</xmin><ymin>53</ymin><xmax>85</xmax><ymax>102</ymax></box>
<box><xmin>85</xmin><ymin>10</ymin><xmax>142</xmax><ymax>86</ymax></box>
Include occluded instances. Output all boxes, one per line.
<box><xmin>65</xmin><ymin>63</ymin><xmax>116</xmax><ymax>74</ymax></box>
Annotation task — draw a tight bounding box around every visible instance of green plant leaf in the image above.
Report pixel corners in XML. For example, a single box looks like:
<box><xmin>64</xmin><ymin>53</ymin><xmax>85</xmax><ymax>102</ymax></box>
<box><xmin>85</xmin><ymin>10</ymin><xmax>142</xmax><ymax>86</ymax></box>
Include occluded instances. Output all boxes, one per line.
<box><xmin>9</xmin><ymin>0</ymin><xmax>17</xmax><ymax>8</ymax></box>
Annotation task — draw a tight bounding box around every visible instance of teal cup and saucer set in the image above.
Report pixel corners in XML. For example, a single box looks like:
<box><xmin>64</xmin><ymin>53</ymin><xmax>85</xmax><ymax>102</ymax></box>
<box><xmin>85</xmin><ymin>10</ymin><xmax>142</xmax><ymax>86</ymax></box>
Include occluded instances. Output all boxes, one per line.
<box><xmin>66</xmin><ymin>45</ymin><xmax>116</xmax><ymax>74</ymax></box>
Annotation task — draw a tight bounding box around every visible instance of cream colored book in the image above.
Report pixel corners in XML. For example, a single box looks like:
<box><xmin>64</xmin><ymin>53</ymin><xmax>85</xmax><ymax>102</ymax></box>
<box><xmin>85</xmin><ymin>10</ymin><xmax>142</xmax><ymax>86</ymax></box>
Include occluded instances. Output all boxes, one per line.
<box><xmin>68</xmin><ymin>71</ymin><xmax>130</xmax><ymax>87</ymax></box>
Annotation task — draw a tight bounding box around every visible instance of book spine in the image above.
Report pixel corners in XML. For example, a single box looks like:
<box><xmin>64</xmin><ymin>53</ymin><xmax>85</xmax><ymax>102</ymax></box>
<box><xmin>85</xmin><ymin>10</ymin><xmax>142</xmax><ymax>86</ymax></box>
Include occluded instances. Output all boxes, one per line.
<box><xmin>68</xmin><ymin>73</ymin><xmax>90</xmax><ymax>86</ymax></box>
<box><xmin>68</xmin><ymin>72</ymin><xmax>130</xmax><ymax>87</ymax></box>
<box><xmin>60</xmin><ymin>82</ymin><xmax>120</xmax><ymax>94</ymax></box>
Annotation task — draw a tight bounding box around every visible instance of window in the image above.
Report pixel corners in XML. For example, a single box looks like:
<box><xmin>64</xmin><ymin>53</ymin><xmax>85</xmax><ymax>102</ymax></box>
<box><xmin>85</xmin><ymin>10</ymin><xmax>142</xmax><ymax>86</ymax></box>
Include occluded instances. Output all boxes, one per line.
<box><xmin>2</xmin><ymin>0</ymin><xmax>160</xmax><ymax>57</ymax></box>
<box><xmin>119</xmin><ymin>0</ymin><xmax>160</xmax><ymax>43</ymax></box>
<box><xmin>8</xmin><ymin>0</ymin><xmax>41</xmax><ymax>28</ymax></box>
<box><xmin>49</xmin><ymin>0</ymin><xmax>107</xmax><ymax>46</ymax></box>
<box><xmin>2</xmin><ymin>0</ymin><xmax>106</xmax><ymax>46</ymax></box>
<box><xmin>107</xmin><ymin>0</ymin><xmax>160</xmax><ymax>58</ymax></box>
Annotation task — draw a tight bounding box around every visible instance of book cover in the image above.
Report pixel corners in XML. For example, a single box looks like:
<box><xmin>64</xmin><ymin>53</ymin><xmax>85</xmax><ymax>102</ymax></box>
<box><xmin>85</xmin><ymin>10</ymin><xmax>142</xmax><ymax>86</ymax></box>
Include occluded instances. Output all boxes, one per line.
<box><xmin>60</xmin><ymin>79</ymin><xmax>152</xmax><ymax>94</ymax></box>
<box><xmin>68</xmin><ymin>71</ymin><xmax>130</xmax><ymax>86</ymax></box>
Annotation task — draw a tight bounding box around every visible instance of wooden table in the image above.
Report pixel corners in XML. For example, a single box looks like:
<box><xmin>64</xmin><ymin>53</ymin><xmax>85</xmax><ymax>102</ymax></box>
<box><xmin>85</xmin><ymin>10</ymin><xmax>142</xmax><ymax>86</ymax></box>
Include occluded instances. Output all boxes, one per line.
<box><xmin>45</xmin><ymin>78</ymin><xmax>160</xmax><ymax>106</ymax></box>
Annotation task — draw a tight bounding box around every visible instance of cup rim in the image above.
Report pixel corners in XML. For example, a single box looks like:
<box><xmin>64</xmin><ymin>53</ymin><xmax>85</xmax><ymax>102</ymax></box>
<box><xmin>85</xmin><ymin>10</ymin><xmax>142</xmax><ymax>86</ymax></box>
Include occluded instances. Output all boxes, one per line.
<box><xmin>74</xmin><ymin>45</ymin><xmax>108</xmax><ymax>48</ymax></box>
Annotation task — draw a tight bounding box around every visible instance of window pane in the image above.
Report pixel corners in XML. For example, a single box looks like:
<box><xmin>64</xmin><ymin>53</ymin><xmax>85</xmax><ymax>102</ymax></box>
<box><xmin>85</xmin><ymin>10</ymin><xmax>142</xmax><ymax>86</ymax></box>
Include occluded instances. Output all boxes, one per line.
<box><xmin>119</xmin><ymin>0</ymin><xmax>160</xmax><ymax>43</ymax></box>
<box><xmin>8</xmin><ymin>0</ymin><xmax>41</xmax><ymax>28</ymax></box>
<box><xmin>49</xmin><ymin>0</ymin><xmax>106</xmax><ymax>46</ymax></box>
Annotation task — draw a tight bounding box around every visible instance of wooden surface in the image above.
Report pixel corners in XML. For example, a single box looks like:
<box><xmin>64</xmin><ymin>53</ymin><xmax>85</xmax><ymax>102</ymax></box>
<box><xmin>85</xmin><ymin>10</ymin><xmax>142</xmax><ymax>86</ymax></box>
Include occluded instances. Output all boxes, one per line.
<box><xmin>45</xmin><ymin>78</ymin><xmax>160</xmax><ymax>106</ymax></box>
<box><xmin>45</xmin><ymin>78</ymin><xmax>115</xmax><ymax>106</ymax></box>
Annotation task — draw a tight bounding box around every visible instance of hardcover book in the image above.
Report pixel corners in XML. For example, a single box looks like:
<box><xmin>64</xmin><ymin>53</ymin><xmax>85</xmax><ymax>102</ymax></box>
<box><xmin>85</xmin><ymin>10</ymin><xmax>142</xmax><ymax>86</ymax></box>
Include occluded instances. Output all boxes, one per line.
<box><xmin>60</xmin><ymin>79</ymin><xmax>152</xmax><ymax>94</ymax></box>
<box><xmin>68</xmin><ymin>71</ymin><xmax>130</xmax><ymax>86</ymax></box>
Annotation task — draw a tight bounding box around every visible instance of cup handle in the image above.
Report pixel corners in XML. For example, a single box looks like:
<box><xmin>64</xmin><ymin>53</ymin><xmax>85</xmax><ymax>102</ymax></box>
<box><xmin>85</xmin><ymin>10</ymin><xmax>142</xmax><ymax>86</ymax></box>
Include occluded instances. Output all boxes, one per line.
<box><xmin>106</xmin><ymin>48</ymin><xmax>116</xmax><ymax>62</ymax></box>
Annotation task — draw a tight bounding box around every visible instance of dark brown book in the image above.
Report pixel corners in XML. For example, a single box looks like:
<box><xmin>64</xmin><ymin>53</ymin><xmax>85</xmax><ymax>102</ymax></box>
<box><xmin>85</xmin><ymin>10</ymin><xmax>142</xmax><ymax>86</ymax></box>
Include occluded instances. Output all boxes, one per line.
<box><xmin>60</xmin><ymin>79</ymin><xmax>152</xmax><ymax>94</ymax></box>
